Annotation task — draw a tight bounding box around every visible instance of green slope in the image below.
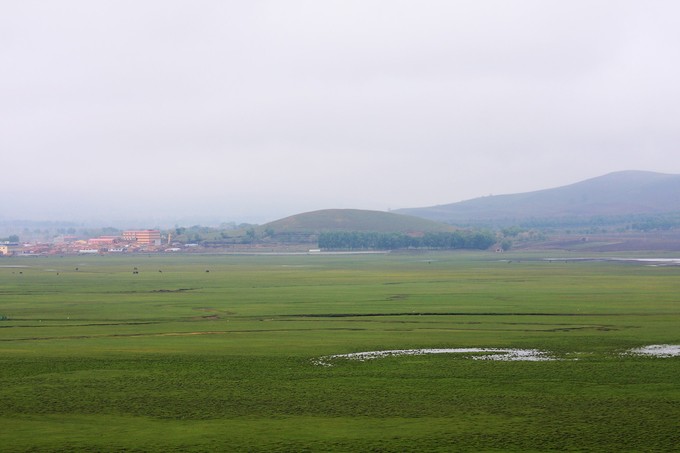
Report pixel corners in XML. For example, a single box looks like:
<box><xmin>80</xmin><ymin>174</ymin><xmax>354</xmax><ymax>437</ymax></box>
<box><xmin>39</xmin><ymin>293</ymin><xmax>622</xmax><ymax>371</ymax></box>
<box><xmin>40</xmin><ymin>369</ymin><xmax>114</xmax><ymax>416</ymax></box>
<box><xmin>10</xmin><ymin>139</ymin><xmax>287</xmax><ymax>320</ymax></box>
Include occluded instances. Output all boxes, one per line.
<box><xmin>262</xmin><ymin>209</ymin><xmax>455</xmax><ymax>233</ymax></box>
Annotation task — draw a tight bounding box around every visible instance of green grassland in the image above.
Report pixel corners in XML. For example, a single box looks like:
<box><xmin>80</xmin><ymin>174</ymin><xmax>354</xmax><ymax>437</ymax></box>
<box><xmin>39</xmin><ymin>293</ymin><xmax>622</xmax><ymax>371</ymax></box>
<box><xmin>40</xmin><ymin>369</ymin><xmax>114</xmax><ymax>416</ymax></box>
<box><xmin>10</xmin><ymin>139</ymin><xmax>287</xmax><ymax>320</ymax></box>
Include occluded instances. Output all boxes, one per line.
<box><xmin>1</xmin><ymin>252</ymin><xmax>679</xmax><ymax>451</ymax></box>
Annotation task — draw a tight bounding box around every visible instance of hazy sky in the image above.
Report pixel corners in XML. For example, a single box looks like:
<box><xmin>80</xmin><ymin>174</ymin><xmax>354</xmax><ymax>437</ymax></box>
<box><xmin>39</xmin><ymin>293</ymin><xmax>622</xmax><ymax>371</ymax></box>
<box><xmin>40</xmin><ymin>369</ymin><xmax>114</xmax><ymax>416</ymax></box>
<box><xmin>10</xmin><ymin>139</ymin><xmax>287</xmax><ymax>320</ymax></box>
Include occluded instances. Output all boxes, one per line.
<box><xmin>2</xmin><ymin>1</ymin><xmax>680</xmax><ymax>226</ymax></box>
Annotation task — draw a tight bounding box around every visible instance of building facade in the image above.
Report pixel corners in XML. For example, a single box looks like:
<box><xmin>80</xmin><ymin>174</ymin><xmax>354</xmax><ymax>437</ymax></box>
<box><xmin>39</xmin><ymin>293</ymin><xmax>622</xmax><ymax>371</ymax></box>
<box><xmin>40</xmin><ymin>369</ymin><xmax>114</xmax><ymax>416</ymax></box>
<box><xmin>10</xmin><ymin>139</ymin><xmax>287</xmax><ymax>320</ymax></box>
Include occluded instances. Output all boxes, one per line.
<box><xmin>122</xmin><ymin>230</ymin><xmax>162</xmax><ymax>246</ymax></box>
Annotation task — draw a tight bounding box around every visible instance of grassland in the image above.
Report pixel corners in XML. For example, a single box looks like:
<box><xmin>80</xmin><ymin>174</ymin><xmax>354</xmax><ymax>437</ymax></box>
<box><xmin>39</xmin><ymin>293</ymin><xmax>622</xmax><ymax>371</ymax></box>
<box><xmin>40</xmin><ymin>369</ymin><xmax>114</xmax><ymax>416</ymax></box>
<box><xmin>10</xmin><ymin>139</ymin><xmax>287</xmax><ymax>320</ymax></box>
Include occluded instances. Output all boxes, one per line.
<box><xmin>1</xmin><ymin>252</ymin><xmax>679</xmax><ymax>451</ymax></box>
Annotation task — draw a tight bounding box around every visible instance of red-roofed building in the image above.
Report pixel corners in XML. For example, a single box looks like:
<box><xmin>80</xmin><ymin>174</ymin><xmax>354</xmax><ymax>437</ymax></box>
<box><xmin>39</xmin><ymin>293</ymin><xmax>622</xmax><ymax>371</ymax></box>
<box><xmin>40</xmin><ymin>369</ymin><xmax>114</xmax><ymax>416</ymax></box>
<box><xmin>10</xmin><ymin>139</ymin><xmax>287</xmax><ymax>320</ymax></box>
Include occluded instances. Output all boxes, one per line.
<box><xmin>88</xmin><ymin>236</ymin><xmax>119</xmax><ymax>245</ymax></box>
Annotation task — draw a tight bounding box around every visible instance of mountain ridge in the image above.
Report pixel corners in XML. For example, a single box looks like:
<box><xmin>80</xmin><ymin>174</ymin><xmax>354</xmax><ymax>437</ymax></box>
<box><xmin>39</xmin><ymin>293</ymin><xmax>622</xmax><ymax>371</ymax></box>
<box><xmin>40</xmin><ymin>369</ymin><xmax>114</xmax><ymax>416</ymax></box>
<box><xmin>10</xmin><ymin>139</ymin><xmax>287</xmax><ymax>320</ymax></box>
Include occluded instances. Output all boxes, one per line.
<box><xmin>395</xmin><ymin>170</ymin><xmax>680</xmax><ymax>226</ymax></box>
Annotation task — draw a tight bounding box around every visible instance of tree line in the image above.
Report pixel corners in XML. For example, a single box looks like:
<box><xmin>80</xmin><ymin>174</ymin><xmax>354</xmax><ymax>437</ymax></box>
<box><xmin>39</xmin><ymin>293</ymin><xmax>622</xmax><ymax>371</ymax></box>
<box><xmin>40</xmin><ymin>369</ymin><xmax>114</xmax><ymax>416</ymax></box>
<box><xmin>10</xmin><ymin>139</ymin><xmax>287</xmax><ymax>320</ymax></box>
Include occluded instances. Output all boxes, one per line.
<box><xmin>318</xmin><ymin>230</ymin><xmax>496</xmax><ymax>250</ymax></box>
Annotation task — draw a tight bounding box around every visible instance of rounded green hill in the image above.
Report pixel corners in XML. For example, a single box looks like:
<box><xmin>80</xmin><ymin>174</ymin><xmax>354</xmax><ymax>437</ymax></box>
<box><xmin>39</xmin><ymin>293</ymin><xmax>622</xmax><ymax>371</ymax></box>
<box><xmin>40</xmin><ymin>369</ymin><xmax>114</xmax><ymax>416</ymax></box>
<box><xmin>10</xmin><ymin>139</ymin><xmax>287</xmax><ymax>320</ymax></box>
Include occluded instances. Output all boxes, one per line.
<box><xmin>261</xmin><ymin>209</ymin><xmax>455</xmax><ymax>234</ymax></box>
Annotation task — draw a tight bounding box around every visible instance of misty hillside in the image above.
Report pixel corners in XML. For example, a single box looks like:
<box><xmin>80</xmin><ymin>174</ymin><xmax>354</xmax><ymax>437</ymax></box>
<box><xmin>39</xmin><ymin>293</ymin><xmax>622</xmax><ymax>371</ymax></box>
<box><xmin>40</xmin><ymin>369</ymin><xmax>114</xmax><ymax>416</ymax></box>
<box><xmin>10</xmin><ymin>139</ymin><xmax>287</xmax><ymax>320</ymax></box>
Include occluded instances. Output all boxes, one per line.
<box><xmin>262</xmin><ymin>209</ymin><xmax>455</xmax><ymax>234</ymax></box>
<box><xmin>396</xmin><ymin>171</ymin><xmax>680</xmax><ymax>226</ymax></box>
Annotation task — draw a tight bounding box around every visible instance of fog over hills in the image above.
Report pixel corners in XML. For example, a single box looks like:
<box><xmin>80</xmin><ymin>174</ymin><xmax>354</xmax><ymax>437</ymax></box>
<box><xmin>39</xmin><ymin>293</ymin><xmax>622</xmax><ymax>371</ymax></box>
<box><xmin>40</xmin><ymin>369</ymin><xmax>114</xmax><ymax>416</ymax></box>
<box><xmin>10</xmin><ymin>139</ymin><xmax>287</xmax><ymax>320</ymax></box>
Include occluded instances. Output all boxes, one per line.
<box><xmin>4</xmin><ymin>171</ymin><xmax>679</xmax><ymax>233</ymax></box>
<box><xmin>395</xmin><ymin>171</ymin><xmax>680</xmax><ymax>226</ymax></box>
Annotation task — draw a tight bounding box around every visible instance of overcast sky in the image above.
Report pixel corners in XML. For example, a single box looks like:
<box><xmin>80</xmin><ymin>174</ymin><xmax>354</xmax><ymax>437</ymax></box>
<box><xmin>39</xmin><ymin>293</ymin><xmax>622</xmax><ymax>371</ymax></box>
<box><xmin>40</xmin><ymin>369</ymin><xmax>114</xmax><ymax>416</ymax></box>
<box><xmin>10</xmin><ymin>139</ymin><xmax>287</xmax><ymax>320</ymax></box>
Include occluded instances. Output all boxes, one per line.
<box><xmin>2</xmin><ymin>1</ymin><xmax>679</xmax><ymax>226</ymax></box>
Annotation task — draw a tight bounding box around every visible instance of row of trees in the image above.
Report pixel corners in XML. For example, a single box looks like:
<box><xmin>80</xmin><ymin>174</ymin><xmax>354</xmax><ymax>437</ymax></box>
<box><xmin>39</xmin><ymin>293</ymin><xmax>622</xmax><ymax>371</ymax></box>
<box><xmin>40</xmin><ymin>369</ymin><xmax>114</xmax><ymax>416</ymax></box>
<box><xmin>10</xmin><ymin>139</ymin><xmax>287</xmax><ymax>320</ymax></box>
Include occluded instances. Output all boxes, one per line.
<box><xmin>631</xmin><ymin>213</ymin><xmax>680</xmax><ymax>231</ymax></box>
<box><xmin>318</xmin><ymin>231</ymin><xmax>496</xmax><ymax>251</ymax></box>
<box><xmin>514</xmin><ymin>213</ymin><xmax>680</xmax><ymax>232</ymax></box>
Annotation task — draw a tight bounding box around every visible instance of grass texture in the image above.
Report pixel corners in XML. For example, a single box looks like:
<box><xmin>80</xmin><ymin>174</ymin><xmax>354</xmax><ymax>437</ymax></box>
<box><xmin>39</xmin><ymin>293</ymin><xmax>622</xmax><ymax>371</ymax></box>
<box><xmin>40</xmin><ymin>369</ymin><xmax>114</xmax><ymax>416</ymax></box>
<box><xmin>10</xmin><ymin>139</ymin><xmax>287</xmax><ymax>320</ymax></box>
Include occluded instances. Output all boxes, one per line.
<box><xmin>1</xmin><ymin>252</ymin><xmax>679</xmax><ymax>451</ymax></box>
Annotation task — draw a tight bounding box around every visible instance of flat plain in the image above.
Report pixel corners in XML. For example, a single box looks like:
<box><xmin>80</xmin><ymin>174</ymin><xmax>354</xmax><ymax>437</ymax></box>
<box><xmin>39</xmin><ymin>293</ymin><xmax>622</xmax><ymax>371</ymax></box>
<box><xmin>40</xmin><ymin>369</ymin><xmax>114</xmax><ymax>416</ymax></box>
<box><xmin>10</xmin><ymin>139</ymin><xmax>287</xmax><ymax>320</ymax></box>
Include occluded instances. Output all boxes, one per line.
<box><xmin>1</xmin><ymin>252</ymin><xmax>679</xmax><ymax>451</ymax></box>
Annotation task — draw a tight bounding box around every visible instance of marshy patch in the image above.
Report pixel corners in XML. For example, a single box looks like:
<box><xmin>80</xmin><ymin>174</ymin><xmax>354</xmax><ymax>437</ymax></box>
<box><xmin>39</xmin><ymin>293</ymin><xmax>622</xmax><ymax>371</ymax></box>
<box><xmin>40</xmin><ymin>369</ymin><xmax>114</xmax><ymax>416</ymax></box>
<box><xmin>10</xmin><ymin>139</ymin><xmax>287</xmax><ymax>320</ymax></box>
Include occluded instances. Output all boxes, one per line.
<box><xmin>313</xmin><ymin>348</ymin><xmax>556</xmax><ymax>366</ymax></box>
<box><xmin>285</xmin><ymin>312</ymin><xmax>609</xmax><ymax>319</ymax></box>
<box><xmin>151</xmin><ymin>288</ymin><xmax>196</xmax><ymax>293</ymax></box>
<box><xmin>544</xmin><ymin>257</ymin><xmax>680</xmax><ymax>266</ymax></box>
<box><xmin>626</xmin><ymin>344</ymin><xmax>680</xmax><ymax>358</ymax></box>
<box><xmin>541</xmin><ymin>325</ymin><xmax>620</xmax><ymax>333</ymax></box>
<box><xmin>190</xmin><ymin>314</ymin><xmax>220</xmax><ymax>321</ymax></box>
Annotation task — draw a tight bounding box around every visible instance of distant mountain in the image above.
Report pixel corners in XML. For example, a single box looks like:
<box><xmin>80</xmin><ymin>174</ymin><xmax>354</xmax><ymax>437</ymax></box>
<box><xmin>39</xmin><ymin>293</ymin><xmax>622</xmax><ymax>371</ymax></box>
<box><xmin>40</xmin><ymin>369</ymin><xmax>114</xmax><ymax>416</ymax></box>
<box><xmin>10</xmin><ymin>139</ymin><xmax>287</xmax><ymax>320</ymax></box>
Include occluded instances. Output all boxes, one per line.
<box><xmin>262</xmin><ymin>209</ymin><xmax>455</xmax><ymax>233</ymax></box>
<box><xmin>396</xmin><ymin>171</ymin><xmax>680</xmax><ymax>226</ymax></box>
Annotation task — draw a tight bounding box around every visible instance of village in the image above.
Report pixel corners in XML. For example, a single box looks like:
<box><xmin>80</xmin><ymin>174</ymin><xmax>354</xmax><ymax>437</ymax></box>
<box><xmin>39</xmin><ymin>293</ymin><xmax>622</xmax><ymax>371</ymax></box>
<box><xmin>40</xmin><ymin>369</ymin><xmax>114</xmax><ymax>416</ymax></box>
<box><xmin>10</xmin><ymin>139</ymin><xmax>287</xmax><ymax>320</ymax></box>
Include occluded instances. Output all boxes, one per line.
<box><xmin>0</xmin><ymin>229</ymin><xmax>179</xmax><ymax>256</ymax></box>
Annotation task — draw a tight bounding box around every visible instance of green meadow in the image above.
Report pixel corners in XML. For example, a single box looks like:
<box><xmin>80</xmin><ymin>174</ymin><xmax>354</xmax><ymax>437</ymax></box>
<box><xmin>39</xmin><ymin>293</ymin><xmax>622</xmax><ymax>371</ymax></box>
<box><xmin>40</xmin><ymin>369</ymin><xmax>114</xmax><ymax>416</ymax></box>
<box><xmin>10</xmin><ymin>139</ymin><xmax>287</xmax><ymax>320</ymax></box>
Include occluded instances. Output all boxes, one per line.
<box><xmin>1</xmin><ymin>252</ymin><xmax>678</xmax><ymax>451</ymax></box>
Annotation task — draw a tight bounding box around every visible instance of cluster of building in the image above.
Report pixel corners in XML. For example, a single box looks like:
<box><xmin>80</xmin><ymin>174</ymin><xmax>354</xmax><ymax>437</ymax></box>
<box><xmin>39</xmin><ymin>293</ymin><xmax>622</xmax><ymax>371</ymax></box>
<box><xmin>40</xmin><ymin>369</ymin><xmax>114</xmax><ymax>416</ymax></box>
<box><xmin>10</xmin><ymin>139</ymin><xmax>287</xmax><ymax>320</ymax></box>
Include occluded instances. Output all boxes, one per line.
<box><xmin>1</xmin><ymin>230</ymin><xmax>166</xmax><ymax>256</ymax></box>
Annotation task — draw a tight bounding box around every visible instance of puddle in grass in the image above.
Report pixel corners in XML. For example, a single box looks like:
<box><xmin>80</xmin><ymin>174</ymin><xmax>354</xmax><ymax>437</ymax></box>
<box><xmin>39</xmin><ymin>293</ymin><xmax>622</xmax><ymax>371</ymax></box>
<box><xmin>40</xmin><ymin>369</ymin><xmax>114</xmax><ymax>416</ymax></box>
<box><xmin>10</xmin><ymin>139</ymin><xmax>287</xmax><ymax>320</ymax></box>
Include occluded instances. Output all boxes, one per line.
<box><xmin>545</xmin><ymin>257</ymin><xmax>680</xmax><ymax>266</ymax></box>
<box><xmin>314</xmin><ymin>348</ymin><xmax>555</xmax><ymax>366</ymax></box>
<box><xmin>314</xmin><ymin>345</ymin><xmax>680</xmax><ymax>366</ymax></box>
<box><xmin>627</xmin><ymin>345</ymin><xmax>680</xmax><ymax>357</ymax></box>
